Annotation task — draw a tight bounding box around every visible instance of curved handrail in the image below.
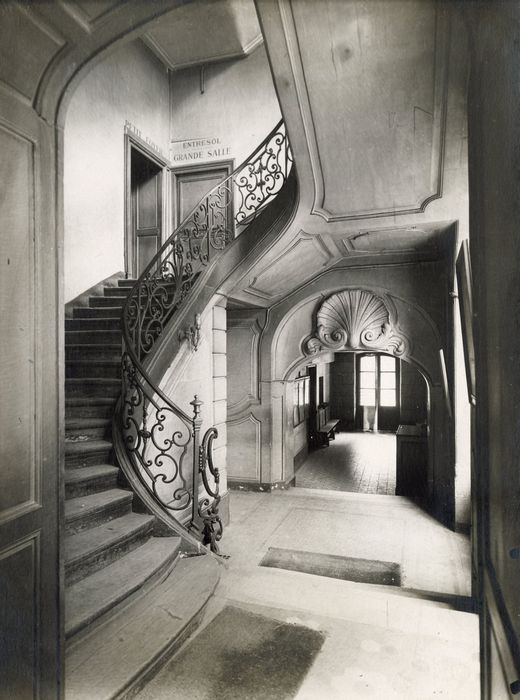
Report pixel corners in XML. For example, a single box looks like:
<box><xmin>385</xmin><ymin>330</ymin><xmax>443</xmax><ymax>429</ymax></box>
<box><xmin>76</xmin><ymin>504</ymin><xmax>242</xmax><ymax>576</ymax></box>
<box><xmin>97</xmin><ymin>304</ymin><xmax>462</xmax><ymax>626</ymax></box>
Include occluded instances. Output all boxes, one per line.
<box><xmin>118</xmin><ymin>120</ymin><xmax>293</xmax><ymax>551</ymax></box>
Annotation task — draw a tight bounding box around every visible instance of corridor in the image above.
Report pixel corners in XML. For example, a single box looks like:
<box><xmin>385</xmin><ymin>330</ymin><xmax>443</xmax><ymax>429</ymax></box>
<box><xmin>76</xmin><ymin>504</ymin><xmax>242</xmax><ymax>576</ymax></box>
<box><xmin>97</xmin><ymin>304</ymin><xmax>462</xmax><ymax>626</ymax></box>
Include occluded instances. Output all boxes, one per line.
<box><xmin>138</xmin><ymin>488</ymin><xmax>478</xmax><ymax>699</ymax></box>
<box><xmin>296</xmin><ymin>432</ymin><xmax>396</xmax><ymax>495</ymax></box>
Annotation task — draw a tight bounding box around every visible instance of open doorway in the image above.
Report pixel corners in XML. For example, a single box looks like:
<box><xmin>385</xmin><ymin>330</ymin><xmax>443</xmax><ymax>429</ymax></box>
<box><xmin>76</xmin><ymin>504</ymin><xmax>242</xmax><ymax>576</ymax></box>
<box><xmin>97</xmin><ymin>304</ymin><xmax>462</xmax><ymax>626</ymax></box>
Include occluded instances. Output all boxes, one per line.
<box><xmin>294</xmin><ymin>352</ymin><xmax>429</xmax><ymax>501</ymax></box>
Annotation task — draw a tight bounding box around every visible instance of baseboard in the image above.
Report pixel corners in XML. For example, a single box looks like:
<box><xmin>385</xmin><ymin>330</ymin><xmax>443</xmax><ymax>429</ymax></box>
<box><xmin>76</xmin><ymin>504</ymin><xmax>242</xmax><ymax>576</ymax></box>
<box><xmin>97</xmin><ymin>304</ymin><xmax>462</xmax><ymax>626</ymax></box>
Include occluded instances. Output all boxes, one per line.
<box><xmin>293</xmin><ymin>446</ymin><xmax>308</xmax><ymax>473</ymax></box>
<box><xmin>228</xmin><ymin>477</ymin><xmax>295</xmax><ymax>493</ymax></box>
<box><xmin>65</xmin><ymin>270</ymin><xmax>126</xmax><ymax>318</ymax></box>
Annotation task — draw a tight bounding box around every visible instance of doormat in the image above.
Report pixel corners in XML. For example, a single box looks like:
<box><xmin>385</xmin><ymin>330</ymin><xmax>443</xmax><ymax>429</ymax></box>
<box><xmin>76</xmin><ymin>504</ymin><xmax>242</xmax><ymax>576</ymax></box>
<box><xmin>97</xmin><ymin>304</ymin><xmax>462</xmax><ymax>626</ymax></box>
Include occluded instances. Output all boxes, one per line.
<box><xmin>137</xmin><ymin>605</ymin><xmax>325</xmax><ymax>700</ymax></box>
<box><xmin>260</xmin><ymin>547</ymin><xmax>401</xmax><ymax>587</ymax></box>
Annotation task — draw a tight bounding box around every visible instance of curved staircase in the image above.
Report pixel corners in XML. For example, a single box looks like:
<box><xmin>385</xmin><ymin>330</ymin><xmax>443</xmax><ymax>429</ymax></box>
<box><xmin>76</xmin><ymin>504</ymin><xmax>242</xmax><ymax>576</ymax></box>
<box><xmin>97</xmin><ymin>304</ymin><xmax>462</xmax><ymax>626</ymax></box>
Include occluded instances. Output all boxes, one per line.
<box><xmin>64</xmin><ymin>121</ymin><xmax>295</xmax><ymax>697</ymax></box>
<box><xmin>65</xmin><ymin>279</ymin><xmax>181</xmax><ymax>643</ymax></box>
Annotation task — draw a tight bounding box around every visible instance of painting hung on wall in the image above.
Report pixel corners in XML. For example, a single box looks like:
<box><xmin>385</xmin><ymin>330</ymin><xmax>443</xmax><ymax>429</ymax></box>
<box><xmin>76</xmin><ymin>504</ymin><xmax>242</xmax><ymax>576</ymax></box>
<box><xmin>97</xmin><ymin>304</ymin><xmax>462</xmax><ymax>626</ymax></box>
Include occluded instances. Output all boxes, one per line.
<box><xmin>456</xmin><ymin>240</ymin><xmax>476</xmax><ymax>405</ymax></box>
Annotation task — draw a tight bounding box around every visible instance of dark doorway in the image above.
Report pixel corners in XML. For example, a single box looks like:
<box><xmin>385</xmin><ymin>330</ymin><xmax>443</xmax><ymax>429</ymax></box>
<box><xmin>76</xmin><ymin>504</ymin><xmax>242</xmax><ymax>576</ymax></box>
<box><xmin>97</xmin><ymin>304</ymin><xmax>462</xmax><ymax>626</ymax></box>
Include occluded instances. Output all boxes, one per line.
<box><xmin>127</xmin><ymin>147</ymin><xmax>163</xmax><ymax>278</ymax></box>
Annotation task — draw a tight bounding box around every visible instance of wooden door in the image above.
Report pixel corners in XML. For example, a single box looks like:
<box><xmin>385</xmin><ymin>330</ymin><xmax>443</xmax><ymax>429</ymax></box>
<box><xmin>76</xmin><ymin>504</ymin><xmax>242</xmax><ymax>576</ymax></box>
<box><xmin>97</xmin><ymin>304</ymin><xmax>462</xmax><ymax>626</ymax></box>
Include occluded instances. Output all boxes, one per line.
<box><xmin>172</xmin><ymin>161</ymin><xmax>233</xmax><ymax>230</ymax></box>
<box><xmin>0</xmin><ymin>90</ymin><xmax>62</xmax><ymax>696</ymax></box>
<box><xmin>130</xmin><ymin>148</ymin><xmax>163</xmax><ymax>278</ymax></box>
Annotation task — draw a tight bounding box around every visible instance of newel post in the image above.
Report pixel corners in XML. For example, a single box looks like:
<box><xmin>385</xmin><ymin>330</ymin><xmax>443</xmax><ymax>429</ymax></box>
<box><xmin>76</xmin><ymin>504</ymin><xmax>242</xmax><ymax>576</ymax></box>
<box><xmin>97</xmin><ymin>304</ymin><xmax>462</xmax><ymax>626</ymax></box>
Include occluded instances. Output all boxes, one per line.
<box><xmin>190</xmin><ymin>395</ymin><xmax>203</xmax><ymax>527</ymax></box>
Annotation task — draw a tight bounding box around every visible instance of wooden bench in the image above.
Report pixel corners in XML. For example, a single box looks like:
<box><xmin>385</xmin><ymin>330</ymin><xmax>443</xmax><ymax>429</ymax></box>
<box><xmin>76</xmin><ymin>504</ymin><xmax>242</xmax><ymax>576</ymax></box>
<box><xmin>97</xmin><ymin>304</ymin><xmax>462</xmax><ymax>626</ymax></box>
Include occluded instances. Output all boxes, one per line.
<box><xmin>317</xmin><ymin>418</ymin><xmax>340</xmax><ymax>447</ymax></box>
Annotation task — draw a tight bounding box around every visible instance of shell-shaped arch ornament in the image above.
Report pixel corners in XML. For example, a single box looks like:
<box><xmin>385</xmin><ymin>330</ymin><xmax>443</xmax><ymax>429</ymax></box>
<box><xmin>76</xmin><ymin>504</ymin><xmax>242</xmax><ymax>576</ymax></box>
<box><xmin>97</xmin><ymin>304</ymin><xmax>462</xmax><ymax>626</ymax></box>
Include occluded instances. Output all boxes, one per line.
<box><xmin>304</xmin><ymin>289</ymin><xmax>410</xmax><ymax>357</ymax></box>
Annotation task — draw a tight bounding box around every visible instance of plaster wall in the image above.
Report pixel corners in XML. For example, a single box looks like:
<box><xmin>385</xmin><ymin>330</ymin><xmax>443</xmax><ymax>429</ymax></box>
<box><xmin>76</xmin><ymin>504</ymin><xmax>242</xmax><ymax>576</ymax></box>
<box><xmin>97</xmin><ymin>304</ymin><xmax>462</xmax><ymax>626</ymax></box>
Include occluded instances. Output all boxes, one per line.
<box><xmin>64</xmin><ymin>40</ymin><xmax>170</xmax><ymax>302</ymax></box>
<box><xmin>169</xmin><ymin>45</ymin><xmax>281</xmax><ymax>169</ymax></box>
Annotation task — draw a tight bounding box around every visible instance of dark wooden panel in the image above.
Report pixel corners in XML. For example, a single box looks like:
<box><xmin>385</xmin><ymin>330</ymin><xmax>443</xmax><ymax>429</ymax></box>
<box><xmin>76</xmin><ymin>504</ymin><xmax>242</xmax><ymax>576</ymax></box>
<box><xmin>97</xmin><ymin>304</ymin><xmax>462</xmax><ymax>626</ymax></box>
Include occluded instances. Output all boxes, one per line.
<box><xmin>0</xmin><ymin>533</ymin><xmax>39</xmax><ymax>699</ymax></box>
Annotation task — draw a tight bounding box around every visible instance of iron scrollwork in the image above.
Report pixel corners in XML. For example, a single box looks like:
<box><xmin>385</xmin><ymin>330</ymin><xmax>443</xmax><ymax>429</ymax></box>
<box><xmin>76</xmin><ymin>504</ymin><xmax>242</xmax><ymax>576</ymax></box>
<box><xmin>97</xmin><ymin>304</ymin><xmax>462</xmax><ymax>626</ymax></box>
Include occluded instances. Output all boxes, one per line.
<box><xmin>119</xmin><ymin>120</ymin><xmax>293</xmax><ymax>551</ymax></box>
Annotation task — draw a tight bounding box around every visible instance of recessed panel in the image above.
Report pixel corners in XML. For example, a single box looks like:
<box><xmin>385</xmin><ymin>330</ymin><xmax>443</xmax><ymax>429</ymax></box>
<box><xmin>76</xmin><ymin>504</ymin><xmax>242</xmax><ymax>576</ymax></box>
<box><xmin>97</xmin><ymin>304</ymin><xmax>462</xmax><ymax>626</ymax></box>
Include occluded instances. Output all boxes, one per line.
<box><xmin>248</xmin><ymin>235</ymin><xmax>333</xmax><ymax>299</ymax></box>
<box><xmin>0</xmin><ymin>534</ymin><xmax>39</xmax><ymax>698</ymax></box>
<box><xmin>0</xmin><ymin>126</ymin><xmax>36</xmax><ymax>520</ymax></box>
<box><xmin>289</xmin><ymin>0</ymin><xmax>446</xmax><ymax>218</ymax></box>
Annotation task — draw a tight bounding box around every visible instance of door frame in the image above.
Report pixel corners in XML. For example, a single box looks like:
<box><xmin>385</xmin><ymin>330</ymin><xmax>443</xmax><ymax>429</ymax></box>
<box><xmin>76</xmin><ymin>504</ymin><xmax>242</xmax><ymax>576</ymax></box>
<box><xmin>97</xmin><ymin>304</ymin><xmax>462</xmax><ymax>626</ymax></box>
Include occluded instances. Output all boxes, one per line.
<box><xmin>124</xmin><ymin>132</ymin><xmax>170</xmax><ymax>278</ymax></box>
<box><xmin>170</xmin><ymin>159</ymin><xmax>234</xmax><ymax>230</ymax></box>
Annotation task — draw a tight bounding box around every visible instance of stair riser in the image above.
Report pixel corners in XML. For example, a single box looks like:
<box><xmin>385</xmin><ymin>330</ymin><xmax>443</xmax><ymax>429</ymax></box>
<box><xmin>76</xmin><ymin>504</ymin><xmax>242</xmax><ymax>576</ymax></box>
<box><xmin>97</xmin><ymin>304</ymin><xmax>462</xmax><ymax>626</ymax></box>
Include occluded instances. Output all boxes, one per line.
<box><xmin>65</xmin><ymin>499</ymin><xmax>132</xmax><ymax>535</ymax></box>
<box><xmin>66</xmin><ymin>446</ymin><xmax>112</xmax><ymax>468</ymax></box>
<box><xmin>65</xmin><ymin>523</ymin><xmax>154</xmax><ymax>586</ymax></box>
<box><xmin>104</xmin><ymin>287</ymin><xmax>132</xmax><ymax>297</ymax></box>
<box><xmin>66</xmin><ymin>403</ymin><xmax>115</xmax><ymax>420</ymax></box>
<box><xmin>66</xmin><ymin>423</ymin><xmax>110</xmax><ymax>439</ymax></box>
<box><xmin>66</xmin><ymin>363</ymin><xmax>120</xmax><ymax>379</ymax></box>
<box><xmin>65</xmin><ymin>382</ymin><xmax>120</xmax><ymax>399</ymax></box>
<box><xmin>66</xmin><ymin>318</ymin><xmax>121</xmax><ymax>331</ymax></box>
<box><xmin>90</xmin><ymin>297</ymin><xmax>126</xmax><ymax>308</ymax></box>
<box><xmin>65</xmin><ymin>471</ymin><xmax>119</xmax><ymax>499</ymax></box>
<box><xmin>66</xmin><ymin>346</ymin><xmax>121</xmax><ymax>362</ymax></box>
<box><xmin>74</xmin><ymin>307</ymin><xmax>122</xmax><ymax>318</ymax></box>
<box><xmin>66</xmin><ymin>331</ymin><xmax>121</xmax><ymax>344</ymax></box>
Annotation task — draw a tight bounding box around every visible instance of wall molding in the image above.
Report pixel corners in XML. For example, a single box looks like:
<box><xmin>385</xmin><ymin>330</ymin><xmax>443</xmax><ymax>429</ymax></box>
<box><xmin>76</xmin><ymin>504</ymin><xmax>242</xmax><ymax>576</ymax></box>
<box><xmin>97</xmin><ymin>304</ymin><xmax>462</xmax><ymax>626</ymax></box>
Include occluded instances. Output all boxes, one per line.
<box><xmin>226</xmin><ymin>412</ymin><xmax>262</xmax><ymax>482</ymax></box>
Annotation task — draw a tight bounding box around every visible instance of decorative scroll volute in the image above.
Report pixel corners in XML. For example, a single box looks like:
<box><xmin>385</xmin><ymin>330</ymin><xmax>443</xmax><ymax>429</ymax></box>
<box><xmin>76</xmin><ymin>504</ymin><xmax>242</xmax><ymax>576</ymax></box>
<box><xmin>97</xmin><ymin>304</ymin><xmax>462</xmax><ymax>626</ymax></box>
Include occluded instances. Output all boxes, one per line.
<box><xmin>304</xmin><ymin>290</ymin><xmax>409</xmax><ymax>356</ymax></box>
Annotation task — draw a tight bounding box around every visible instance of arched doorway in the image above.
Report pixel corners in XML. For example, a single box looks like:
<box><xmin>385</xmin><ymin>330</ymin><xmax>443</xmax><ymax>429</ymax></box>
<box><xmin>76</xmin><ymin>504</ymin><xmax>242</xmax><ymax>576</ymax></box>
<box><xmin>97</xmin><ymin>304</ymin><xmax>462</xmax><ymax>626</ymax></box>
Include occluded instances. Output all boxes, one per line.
<box><xmin>293</xmin><ymin>352</ymin><xmax>430</xmax><ymax>502</ymax></box>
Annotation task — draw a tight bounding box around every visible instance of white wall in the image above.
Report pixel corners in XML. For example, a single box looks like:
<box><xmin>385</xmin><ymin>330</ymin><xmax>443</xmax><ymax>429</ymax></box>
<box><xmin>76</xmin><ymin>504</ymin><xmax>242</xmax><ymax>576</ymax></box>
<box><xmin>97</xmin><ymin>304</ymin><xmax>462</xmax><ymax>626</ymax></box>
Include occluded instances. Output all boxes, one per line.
<box><xmin>64</xmin><ymin>40</ymin><xmax>170</xmax><ymax>302</ymax></box>
<box><xmin>170</xmin><ymin>45</ymin><xmax>281</xmax><ymax>168</ymax></box>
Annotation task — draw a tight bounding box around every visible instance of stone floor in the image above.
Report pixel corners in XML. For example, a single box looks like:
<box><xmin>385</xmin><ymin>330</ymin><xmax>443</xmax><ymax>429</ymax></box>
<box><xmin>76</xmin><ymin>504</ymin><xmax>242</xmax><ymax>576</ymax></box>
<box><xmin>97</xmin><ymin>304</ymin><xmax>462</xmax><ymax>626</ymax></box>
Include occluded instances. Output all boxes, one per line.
<box><xmin>296</xmin><ymin>432</ymin><xmax>396</xmax><ymax>495</ymax></box>
<box><xmin>141</xmin><ymin>488</ymin><xmax>479</xmax><ymax>699</ymax></box>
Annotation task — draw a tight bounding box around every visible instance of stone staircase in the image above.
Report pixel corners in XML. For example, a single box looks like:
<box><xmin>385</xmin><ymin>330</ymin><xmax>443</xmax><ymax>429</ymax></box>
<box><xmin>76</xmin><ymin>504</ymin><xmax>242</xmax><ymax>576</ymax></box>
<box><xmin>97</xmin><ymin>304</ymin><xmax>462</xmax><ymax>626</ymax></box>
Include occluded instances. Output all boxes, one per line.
<box><xmin>64</xmin><ymin>279</ymin><xmax>181</xmax><ymax>643</ymax></box>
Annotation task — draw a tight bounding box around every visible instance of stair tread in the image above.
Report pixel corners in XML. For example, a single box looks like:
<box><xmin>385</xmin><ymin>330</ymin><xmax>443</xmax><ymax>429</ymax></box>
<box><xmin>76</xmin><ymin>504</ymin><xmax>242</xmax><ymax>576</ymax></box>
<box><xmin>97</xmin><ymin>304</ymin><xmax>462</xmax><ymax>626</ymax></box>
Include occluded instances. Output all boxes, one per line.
<box><xmin>65</xmin><ymin>537</ymin><xmax>180</xmax><ymax>638</ymax></box>
<box><xmin>65</xmin><ymin>438</ymin><xmax>112</xmax><ymax>455</ymax></box>
<box><xmin>65</xmin><ymin>489</ymin><xmax>132</xmax><ymax>523</ymax></box>
<box><xmin>65</xmin><ymin>464</ymin><xmax>119</xmax><ymax>484</ymax></box>
<box><xmin>64</xmin><ymin>512</ymin><xmax>155</xmax><ymax>567</ymax></box>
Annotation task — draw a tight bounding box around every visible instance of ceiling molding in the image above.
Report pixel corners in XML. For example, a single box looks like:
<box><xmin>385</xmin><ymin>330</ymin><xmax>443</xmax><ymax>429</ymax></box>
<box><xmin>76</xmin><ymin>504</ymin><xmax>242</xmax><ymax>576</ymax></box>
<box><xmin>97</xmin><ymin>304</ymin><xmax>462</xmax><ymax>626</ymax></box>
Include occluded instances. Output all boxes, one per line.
<box><xmin>245</xmin><ymin>231</ymin><xmax>335</xmax><ymax>300</ymax></box>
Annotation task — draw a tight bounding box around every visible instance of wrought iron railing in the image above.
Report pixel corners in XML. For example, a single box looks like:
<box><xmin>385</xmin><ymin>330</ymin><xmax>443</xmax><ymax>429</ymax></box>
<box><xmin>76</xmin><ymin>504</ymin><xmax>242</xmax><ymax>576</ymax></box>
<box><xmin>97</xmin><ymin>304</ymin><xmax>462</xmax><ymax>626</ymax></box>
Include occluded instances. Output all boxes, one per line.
<box><xmin>118</xmin><ymin>120</ymin><xmax>292</xmax><ymax>553</ymax></box>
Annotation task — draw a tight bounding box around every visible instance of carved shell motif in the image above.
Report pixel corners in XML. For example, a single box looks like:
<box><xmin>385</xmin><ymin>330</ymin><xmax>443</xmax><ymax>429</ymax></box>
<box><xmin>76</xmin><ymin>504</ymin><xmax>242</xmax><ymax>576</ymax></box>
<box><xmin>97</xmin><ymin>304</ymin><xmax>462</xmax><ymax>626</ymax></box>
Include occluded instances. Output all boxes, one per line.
<box><xmin>305</xmin><ymin>289</ymin><xmax>408</xmax><ymax>356</ymax></box>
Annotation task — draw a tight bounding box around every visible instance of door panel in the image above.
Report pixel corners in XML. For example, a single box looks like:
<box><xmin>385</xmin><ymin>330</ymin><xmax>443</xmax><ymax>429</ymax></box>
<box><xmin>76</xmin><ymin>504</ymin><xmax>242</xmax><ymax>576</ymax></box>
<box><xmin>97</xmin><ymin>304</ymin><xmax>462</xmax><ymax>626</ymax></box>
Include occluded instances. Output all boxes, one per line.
<box><xmin>0</xmin><ymin>97</ymin><xmax>61</xmax><ymax>698</ymax></box>
<box><xmin>130</xmin><ymin>148</ymin><xmax>163</xmax><ymax>277</ymax></box>
<box><xmin>172</xmin><ymin>162</ymin><xmax>233</xmax><ymax>230</ymax></box>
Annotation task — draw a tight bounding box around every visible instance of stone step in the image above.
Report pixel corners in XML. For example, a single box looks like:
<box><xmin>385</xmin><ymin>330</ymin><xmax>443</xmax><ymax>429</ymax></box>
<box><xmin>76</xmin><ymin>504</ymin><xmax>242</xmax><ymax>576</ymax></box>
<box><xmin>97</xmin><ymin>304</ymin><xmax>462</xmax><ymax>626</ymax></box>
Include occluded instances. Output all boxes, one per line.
<box><xmin>74</xmin><ymin>306</ymin><xmax>122</xmax><ymax>319</ymax></box>
<box><xmin>65</xmin><ymin>378</ymin><xmax>120</xmax><ymax>399</ymax></box>
<box><xmin>65</xmin><ymin>489</ymin><xmax>133</xmax><ymax>535</ymax></box>
<box><xmin>66</xmin><ymin>317</ymin><xmax>121</xmax><ymax>332</ymax></box>
<box><xmin>65</xmin><ymin>537</ymin><xmax>181</xmax><ymax>641</ymax></box>
<box><xmin>66</xmin><ymin>360</ymin><xmax>120</xmax><ymax>379</ymax></box>
<box><xmin>90</xmin><ymin>296</ymin><xmax>126</xmax><ymax>308</ymax></box>
<box><xmin>65</xmin><ymin>438</ymin><xmax>113</xmax><ymax>467</ymax></box>
<box><xmin>104</xmin><ymin>286</ymin><xmax>132</xmax><ymax>297</ymax></box>
<box><xmin>65</xmin><ymin>398</ymin><xmax>116</xmax><ymax>420</ymax></box>
<box><xmin>65</xmin><ymin>464</ymin><xmax>119</xmax><ymax>499</ymax></box>
<box><xmin>66</xmin><ymin>329</ymin><xmax>122</xmax><ymax>345</ymax></box>
<box><xmin>65</xmin><ymin>555</ymin><xmax>219</xmax><ymax>700</ymax></box>
<box><xmin>66</xmin><ymin>417</ymin><xmax>111</xmax><ymax>439</ymax></box>
<box><xmin>65</xmin><ymin>512</ymin><xmax>155</xmax><ymax>586</ymax></box>
<box><xmin>66</xmin><ymin>344</ymin><xmax>121</xmax><ymax>362</ymax></box>
<box><xmin>118</xmin><ymin>279</ymin><xmax>138</xmax><ymax>288</ymax></box>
